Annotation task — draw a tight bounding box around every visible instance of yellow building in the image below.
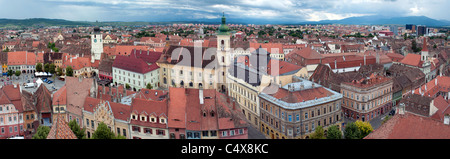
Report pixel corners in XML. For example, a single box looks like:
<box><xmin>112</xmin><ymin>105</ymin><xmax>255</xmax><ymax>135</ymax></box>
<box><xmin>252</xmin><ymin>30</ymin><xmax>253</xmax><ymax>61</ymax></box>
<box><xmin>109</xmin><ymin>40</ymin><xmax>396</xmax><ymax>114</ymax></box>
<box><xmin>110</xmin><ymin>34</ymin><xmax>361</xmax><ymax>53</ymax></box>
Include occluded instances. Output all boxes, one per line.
<box><xmin>259</xmin><ymin>77</ymin><xmax>343</xmax><ymax>139</ymax></box>
<box><xmin>227</xmin><ymin>47</ymin><xmax>308</xmax><ymax>129</ymax></box>
<box><xmin>82</xmin><ymin>98</ymin><xmax>131</xmax><ymax>139</ymax></box>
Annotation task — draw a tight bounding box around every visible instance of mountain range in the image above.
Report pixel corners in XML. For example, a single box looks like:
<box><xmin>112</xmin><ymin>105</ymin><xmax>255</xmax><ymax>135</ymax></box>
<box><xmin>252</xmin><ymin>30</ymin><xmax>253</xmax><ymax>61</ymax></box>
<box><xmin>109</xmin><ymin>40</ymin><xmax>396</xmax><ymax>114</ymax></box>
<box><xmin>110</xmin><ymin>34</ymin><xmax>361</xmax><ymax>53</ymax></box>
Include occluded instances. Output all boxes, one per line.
<box><xmin>306</xmin><ymin>15</ymin><xmax>450</xmax><ymax>26</ymax></box>
<box><xmin>0</xmin><ymin>15</ymin><xmax>449</xmax><ymax>28</ymax></box>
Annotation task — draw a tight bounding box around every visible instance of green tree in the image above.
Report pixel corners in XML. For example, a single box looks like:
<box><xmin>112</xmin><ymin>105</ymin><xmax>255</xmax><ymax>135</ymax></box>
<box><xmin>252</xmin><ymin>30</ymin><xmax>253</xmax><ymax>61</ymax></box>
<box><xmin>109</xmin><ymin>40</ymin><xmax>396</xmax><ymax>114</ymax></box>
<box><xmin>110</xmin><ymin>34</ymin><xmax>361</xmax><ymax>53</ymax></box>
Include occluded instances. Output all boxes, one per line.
<box><xmin>68</xmin><ymin>119</ymin><xmax>86</xmax><ymax>139</ymax></box>
<box><xmin>66</xmin><ymin>66</ymin><xmax>73</xmax><ymax>77</ymax></box>
<box><xmin>355</xmin><ymin>120</ymin><xmax>373</xmax><ymax>139</ymax></box>
<box><xmin>326</xmin><ymin>125</ymin><xmax>342</xmax><ymax>139</ymax></box>
<box><xmin>49</xmin><ymin>63</ymin><xmax>56</xmax><ymax>74</ymax></box>
<box><xmin>91</xmin><ymin>122</ymin><xmax>124</xmax><ymax>139</ymax></box>
<box><xmin>310</xmin><ymin>126</ymin><xmax>326</xmax><ymax>139</ymax></box>
<box><xmin>7</xmin><ymin>70</ymin><xmax>13</xmax><ymax>77</ymax></box>
<box><xmin>344</xmin><ymin>122</ymin><xmax>361</xmax><ymax>139</ymax></box>
<box><xmin>125</xmin><ymin>83</ymin><xmax>130</xmax><ymax>89</ymax></box>
<box><xmin>44</xmin><ymin>63</ymin><xmax>50</xmax><ymax>72</ymax></box>
<box><xmin>32</xmin><ymin>125</ymin><xmax>50</xmax><ymax>139</ymax></box>
<box><xmin>146</xmin><ymin>83</ymin><xmax>153</xmax><ymax>89</ymax></box>
<box><xmin>36</xmin><ymin>63</ymin><xmax>43</xmax><ymax>72</ymax></box>
<box><xmin>92</xmin><ymin>122</ymin><xmax>115</xmax><ymax>139</ymax></box>
<box><xmin>411</xmin><ymin>39</ymin><xmax>422</xmax><ymax>52</ymax></box>
<box><xmin>56</xmin><ymin>67</ymin><xmax>63</xmax><ymax>76</ymax></box>
<box><xmin>15</xmin><ymin>70</ymin><xmax>21</xmax><ymax>77</ymax></box>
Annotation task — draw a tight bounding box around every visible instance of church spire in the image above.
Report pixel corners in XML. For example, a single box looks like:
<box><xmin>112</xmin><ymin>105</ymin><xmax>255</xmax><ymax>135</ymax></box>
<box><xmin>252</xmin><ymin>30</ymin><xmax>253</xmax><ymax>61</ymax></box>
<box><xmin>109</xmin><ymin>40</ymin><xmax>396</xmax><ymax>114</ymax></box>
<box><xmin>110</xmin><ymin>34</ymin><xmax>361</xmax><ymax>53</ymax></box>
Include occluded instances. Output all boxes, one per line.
<box><xmin>221</xmin><ymin>12</ymin><xmax>226</xmax><ymax>25</ymax></box>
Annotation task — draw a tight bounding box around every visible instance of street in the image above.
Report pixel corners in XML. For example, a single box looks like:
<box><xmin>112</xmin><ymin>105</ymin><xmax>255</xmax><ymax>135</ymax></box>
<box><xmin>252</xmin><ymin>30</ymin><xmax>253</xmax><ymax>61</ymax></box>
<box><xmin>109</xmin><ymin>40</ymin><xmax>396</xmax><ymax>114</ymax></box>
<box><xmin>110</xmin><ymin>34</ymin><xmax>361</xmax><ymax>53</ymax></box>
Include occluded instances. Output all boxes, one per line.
<box><xmin>1</xmin><ymin>73</ymin><xmax>66</xmax><ymax>94</ymax></box>
<box><xmin>343</xmin><ymin>112</ymin><xmax>392</xmax><ymax>130</ymax></box>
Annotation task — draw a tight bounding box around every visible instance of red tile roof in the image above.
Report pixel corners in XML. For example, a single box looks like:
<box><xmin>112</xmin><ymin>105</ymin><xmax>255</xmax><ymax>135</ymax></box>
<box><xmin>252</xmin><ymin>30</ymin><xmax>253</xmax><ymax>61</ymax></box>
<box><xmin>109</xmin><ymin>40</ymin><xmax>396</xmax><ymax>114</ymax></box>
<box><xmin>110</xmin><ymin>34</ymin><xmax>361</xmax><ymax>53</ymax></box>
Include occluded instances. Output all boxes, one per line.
<box><xmin>431</xmin><ymin>96</ymin><xmax>450</xmax><ymax>121</ymax></box>
<box><xmin>112</xmin><ymin>49</ymin><xmax>161</xmax><ymax>74</ymax></box>
<box><xmin>130</xmin><ymin>98</ymin><xmax>167</xmax><ymax>128</ymax></box>
<box><xmin>287</xmin><ymin>47</ymin><xmax>323</xmax><ymax>60</ymax></box>
<box><xmin>105</xmin><ymin>45</ymin><xmax>150</xmax><ymax>56</ymax></box>
<box><xmin>414</xmin><ymin>75</ymin><xmax>450</xmax><ymax>97</ymax></box>
<box><xmin>365</xmin><ymin>112</ymin><xmax>450</xmax><ymax>139</ymax></box>
<box><xmin>167</xmin><ymin>87</ymin><xmax>187</xmax><ymax>128</ymax></box>
<box><xmin>52</xmin><ymin>85</ymin><xmax>67</xmax><ymax>106</ymax></box>
<box><xmin>7</xmin><ymin>51</ymin><xmax>36</xmax><ymax>66</ymax></box>
<box><xmin>270</xmin><ymin>87</ymin><xmax>334</xmax><ymax>103</ymax></box>
<box><xmin>46</xmin><ymin>114</ymin><xmax>77</xmax><ymax>139</ymax></box>
<box><xmin>400</xmin><ymin>53</ymin><xmax>422</xmax><ymax>67</ymax></box>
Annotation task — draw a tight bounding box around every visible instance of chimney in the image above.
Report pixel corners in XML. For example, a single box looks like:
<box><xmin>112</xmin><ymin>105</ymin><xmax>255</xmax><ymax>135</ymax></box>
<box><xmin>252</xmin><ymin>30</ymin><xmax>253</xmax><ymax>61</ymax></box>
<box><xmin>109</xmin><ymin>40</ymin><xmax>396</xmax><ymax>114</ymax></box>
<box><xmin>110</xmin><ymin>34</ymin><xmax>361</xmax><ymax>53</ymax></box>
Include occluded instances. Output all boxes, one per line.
<box><xmin>435</xmin><ymin>78</ymin><xmax>437</xmax><ymax>86</ymax></box>
<box><xmin>199</xmin><ymin>89</ymin><xmax>204</xmax><ymax>104</ymax></box>
<box><xmin>364</xmin><ymin>54</ymin><xmax>366</xmax><ymax>65</ymax></box>
<box><xmin>444</xmin><ymin>115</ymin><xmax>450</xmax><ymax>125</ymax></box>
<box><xmin>116</xmin><ymin>84</ymin><xmax>119</xmax><ymax>99</ymax></box>
<box><xmin>123</xmin><ymin>84</ymin><xmax>126</xmax><ymax>94</ymax></box>
<box><xmin>232</xmin><ymin>99</ymin><xmax>236</xmax><ymax>110</ymax></box>
<box><xmin>109</xmin><ymin>84</ymin><xmax>113</xmax><ymax>96</ymax></box>
<box><xmin>398</xmin><ymin>103</ymin><xmax>405</xmax><ymax>115</ymax></box>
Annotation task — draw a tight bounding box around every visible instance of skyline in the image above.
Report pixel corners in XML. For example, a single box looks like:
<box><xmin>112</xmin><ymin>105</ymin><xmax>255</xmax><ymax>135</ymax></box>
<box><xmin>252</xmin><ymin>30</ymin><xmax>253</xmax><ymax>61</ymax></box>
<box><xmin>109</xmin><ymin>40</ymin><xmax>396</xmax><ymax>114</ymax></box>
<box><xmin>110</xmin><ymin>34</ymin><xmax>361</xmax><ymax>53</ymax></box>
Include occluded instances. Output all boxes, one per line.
<box><xmin>0</xmin><ymin>0</ymin><xmax>449</xmax><ymax>24</ymax></box>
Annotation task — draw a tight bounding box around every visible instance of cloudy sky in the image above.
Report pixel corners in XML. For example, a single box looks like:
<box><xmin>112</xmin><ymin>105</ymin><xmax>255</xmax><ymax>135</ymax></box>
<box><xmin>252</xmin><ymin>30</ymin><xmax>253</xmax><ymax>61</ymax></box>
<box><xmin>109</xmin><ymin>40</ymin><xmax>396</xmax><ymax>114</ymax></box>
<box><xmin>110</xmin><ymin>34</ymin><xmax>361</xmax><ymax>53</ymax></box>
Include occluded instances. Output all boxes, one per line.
<box><xmin>0</xmin><ymin>0</ymin><xmax>448</xmax><ymax>23</ymax></box>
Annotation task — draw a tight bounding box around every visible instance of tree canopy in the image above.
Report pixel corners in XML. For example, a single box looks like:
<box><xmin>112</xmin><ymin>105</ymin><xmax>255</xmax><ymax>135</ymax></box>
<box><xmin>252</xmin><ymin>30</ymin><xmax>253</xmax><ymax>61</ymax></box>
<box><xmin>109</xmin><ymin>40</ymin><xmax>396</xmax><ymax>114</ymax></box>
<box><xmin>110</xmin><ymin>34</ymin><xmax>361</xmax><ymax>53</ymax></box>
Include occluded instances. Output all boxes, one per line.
<box><xmin>310</xmin><ymin>126</ymin><xmax>326</xmax><ymax>139</ymax></box>
<box><xmin>326</xmin><ymin>125</ymin><xmax>342</xmax><ymax>139</ymax></box>
<box><xmin>91</xmin><ymin>122</ymin><xmax>125</xmax><ymax>139</ymax></box>
<box><xmin>69</xmin><ymin>119</ymin><xmax>86</xmax><ymax>139</ymax></box>
<box><xmin>344</xmin><ymin>122</ymin><xmax>361</xmax><ymax>139</ymax></box>
<box><xmin>36</xmin><ymin>63</ymin><xmax>43</xmax><ymax>72</ymax></box>
<box><xmin>66</xmin><ymin>66</ymin><xmax>73</xmax><ymax>77</ymax></box>
<box><xmin>32</xmin><ymin>125</ymin><xmax>50</xmax><ymax>139</ymax></box>
<box><xmin>354</xmin><ymin>120</ymin><xmax>373</xmax><ymax>138</ymax></box>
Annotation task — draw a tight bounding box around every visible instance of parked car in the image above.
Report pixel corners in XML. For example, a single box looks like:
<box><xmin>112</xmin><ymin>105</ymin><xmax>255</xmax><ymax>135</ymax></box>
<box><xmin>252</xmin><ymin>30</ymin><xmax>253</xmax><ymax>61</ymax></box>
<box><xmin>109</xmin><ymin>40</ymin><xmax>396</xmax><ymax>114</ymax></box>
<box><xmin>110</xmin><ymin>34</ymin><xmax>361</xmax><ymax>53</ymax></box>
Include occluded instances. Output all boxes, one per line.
<box><xmin>47</xmin><ymin>80</ymin><xmax>53</xmax><ymax>84</ymax></box>
<box><xmin>43</xmin><ymin>78</ymin><xmax>48</xmax><ymax>82</ymax></box>
<box><xmin>389</xmin><ymin>109</ymin><xmax>395</xmax><ymax>116</ymax></box>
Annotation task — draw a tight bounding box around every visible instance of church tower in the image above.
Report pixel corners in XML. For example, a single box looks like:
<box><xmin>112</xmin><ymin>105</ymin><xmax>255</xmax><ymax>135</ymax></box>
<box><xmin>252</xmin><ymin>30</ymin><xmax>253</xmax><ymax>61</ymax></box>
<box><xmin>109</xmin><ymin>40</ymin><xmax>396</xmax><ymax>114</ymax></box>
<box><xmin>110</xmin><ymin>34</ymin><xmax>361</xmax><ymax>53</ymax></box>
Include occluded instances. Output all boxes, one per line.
<box><xmin>91</xmin><ymin>26</ymin><xmax>103</xmax><ymax>63</ymax></box>
<box><xmin>216</xmin><ymin>12</ymin><xmax>230</xmax><ymax>93</ymax></box>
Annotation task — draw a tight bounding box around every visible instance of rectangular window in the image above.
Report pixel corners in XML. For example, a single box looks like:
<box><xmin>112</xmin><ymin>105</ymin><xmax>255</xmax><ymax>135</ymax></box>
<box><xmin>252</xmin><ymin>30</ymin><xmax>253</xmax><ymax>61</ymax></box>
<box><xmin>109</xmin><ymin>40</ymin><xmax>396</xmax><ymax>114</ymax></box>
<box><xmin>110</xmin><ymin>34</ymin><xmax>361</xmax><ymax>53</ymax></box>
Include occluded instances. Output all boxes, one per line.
<box><xmin>202</xmin><ymin>131</ymin><xmax>209</xmax><ymax>137</ymax></box>
<box><xmin>222</xmin><ymin>131</ymin><xmax>227</xmax><ymax>137</ymax></box>
<box><xmin>132</xmin><ymin>126</ymin><xmax>140</xmax><ymax>132</ymax></box>
<box><xmin>91</xmin><ymin>120</ymin><xmax>94</xmax><ymax>128</ymax></box>
<box><xmin>288</xmin><ymin>115</ymin><xmax>292</xmax><ymax>122</ymax></box>
<box><xmin>144</xmin><ymin>128</ymin><xmax>152</xmax><ymax>134</ymax></box>
<box><xmin>239</xmin><ymin>129</ymin><xmax>244</xmax><ymax>134</ymax></box>
<box><xmin>210</xmin><ymin>131</ymin><xmax>217</xmax><ymax>136</ymax></box>
<box><xmin>157</xmin><ymin>130</ymin><xmax>165</xmax><ymax>136</ymax></box>
<box><xmin>296</xmin><ymin>114</ymin><xmax>300</xmax><ymax>121</ymax></box>
<box><xmin>123</xmin><ymin>129</ymin><xmax>126</xmax><ymax>137</ymax></box>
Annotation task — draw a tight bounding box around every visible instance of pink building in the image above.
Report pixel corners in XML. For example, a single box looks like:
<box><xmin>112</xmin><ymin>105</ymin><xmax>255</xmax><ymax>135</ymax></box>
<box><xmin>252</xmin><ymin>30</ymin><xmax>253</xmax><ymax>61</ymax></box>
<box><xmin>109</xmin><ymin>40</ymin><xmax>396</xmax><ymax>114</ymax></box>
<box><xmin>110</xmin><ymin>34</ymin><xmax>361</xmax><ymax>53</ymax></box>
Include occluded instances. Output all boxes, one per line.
<box><xmin>0</xmin><ymin>85</ymin><xmax>25</xmax><ymax>139</ymax></box>
<box><xmin>167</xmin><ymin>87</ymin><xmax>248</xmax><ymax>139</ymax></box>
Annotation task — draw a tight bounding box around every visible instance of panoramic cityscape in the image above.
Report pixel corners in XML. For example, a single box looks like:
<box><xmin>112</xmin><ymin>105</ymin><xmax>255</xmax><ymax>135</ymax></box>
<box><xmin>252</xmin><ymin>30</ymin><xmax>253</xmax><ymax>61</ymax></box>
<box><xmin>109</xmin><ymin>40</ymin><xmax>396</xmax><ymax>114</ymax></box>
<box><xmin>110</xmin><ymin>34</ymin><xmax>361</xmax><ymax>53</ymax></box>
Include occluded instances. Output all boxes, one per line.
<box><xmin>0</xmin><ymin>0</ymin><xmax>449</xmax><ymax>142</ymax></box>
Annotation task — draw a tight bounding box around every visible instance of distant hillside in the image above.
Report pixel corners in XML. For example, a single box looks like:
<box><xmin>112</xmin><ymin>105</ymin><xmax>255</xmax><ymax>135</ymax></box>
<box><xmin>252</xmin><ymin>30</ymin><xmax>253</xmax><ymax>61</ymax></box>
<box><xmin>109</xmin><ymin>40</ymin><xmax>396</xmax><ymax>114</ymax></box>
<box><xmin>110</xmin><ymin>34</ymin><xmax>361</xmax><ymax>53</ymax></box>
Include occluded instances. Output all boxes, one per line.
<box><xmin>310</xmin><ymin>15</ymin><xmax>450</xmax><ymax>26</ymax></box>
<box><xmin>0</xmin><ymin>18</ymin><xmax>91</xmax><ymax>28</ymax></box>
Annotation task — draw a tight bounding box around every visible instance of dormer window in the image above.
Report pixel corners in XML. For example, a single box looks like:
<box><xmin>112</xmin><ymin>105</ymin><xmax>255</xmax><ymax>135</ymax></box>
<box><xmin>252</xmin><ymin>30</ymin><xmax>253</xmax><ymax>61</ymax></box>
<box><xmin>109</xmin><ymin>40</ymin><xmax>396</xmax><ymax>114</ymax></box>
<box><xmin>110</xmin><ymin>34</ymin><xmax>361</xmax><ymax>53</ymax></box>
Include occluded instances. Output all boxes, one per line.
<box><xmin>150</xmin><ymin>117</ymin><xmax>156</xmax><ymax>123</ymax></box>
<box><xmin>160</xmin><ymin>118</ymin><xmax>165</xmax><ymax>124</ymax></box>
<box><xmin>141</xmin><ymin>116</ymin><xmax>146</xmax><ymax>122</ymax></box>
